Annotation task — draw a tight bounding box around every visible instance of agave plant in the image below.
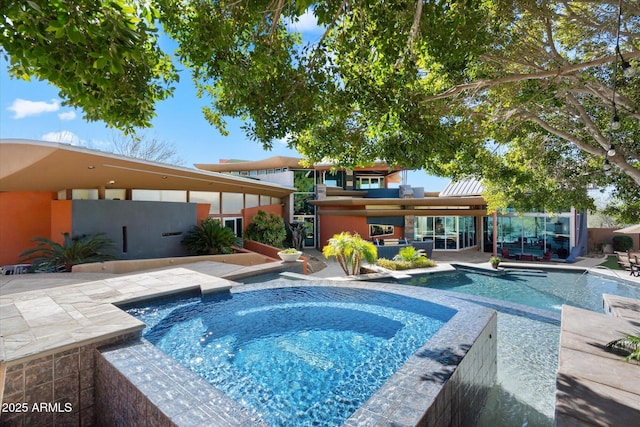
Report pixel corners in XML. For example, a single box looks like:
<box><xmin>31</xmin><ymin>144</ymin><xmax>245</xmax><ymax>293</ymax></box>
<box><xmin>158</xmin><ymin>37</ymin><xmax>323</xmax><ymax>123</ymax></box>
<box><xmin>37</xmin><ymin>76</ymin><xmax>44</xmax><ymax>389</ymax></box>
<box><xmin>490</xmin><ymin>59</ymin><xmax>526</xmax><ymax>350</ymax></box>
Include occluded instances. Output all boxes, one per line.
<box><xmin>606</xmin><ymin>333</ymin><xmax>640</xmax><ymax>362</ymax></box>
<box><xmin>182</xmin><ymin>218</ymin><xmax>240</xmax><ymax>255</ymax></box>
<box><xmin>20</xmin><ymin>233</ymin><xmax>117</xmax><ymax>272</ymax></box>
<box><xmin>322</xmin><ymin>232</ymin><xmax>377</xmax><ymax>276</ymax></box>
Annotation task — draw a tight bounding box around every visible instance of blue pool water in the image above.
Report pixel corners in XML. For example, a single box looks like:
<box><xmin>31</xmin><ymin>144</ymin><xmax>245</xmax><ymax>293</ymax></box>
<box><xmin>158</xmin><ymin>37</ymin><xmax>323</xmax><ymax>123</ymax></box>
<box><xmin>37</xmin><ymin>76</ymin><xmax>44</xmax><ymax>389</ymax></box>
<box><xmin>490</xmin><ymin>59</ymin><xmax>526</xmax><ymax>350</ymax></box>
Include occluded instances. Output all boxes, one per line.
<box><xmin>126</xmin><ymin>286</ymin><xmax>456</xmax><ymax>426</ymax></box>
<box><xmin>400</xmin><ymin>269</ymin><xmax>640</xmax><ymax>426</ymax></box>
<box><xmin>400</xmin><ymin>269</ymin><xmax>640</xmax><ymax>312</ymax></box>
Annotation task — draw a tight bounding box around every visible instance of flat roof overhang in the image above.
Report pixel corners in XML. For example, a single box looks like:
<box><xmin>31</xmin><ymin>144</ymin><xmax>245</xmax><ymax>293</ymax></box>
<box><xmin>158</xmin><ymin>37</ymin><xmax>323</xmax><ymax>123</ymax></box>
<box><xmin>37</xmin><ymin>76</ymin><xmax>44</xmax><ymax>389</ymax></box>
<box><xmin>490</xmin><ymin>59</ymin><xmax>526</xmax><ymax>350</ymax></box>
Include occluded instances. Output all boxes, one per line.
<box><xmin>312</xmin><ymin>196</ymin><xmax>486</xmax><ymax>207</ymax></box>
<box><xmin>195</xmin><ymin>156</ymin><xmax>306</xmax><ymax>172</ymax></box>
<box><xmin>0</xmin><ymin>140</ymin><xmax>295</xmax><ymax>198</ymax></box>
<box><xmin>317</xmin><ymin>208</ymin><xmax>489</xmax><ymax>216</ymax></box>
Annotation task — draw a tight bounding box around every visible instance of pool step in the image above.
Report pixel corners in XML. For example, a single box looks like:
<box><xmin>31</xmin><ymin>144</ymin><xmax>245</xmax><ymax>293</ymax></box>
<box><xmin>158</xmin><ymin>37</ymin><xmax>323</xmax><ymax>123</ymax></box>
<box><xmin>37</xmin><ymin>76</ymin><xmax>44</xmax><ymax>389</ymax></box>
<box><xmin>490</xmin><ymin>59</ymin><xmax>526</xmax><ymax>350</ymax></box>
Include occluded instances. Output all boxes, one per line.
<box><xmin>504</xmin><ymin>268</ymin><xmax>548</xmax><ymax>276</ymax></box>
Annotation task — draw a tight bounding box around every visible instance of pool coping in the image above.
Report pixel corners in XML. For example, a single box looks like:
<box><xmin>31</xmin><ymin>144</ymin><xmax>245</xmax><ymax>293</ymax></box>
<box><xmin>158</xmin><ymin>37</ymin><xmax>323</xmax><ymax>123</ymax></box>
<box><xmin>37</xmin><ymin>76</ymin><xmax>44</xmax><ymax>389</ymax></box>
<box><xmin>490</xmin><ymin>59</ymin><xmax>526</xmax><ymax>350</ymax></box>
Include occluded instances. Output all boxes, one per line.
<box><xmin>0</xmin><ymin>267</ymin><xmax>237</xmax><ymax>366</ymax></box>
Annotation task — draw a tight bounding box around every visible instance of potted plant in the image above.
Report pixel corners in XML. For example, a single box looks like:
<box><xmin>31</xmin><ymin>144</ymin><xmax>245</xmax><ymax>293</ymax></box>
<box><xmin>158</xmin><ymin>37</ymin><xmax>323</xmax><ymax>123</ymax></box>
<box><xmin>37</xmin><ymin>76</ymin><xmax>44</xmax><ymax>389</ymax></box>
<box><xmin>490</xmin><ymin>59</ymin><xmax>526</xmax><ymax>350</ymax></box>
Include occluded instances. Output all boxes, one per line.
<box><xmin>490</xmin><ymin>256</ymin><xmax>501</xmax><ymax>269</ymax></box>
<box><xmin>278</xmin><ymin>248</ymin><xmax>302</xmax><ymax>262</ymax></box>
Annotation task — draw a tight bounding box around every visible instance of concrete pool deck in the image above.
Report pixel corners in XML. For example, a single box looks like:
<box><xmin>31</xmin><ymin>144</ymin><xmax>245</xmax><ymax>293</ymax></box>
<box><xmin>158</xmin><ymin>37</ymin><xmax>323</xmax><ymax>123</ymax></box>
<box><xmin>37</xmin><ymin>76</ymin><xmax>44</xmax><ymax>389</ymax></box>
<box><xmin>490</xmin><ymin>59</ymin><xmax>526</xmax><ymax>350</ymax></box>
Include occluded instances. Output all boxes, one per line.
<box><xmin>1</xmin><ymin>260</ymin><xmax>497</xmax><ymax>426</ymax></box>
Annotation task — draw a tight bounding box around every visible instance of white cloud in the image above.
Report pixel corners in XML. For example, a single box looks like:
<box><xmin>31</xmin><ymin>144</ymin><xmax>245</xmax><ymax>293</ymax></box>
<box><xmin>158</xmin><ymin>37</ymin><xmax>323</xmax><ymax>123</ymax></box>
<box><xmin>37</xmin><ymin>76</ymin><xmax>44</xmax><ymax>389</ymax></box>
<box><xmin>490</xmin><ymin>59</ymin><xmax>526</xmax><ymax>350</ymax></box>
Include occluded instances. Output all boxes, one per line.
<box><xmin>7</xmin><ymin>98</ymin><xmax>59</xmax><ymax>119</ymax></box>
<box><xmin>41</xmin><ymin>130</ymin><xmax>83</xmax><ymax>145</ymax></box>
<box><xmin>58</xmin><ymin>111</ymin><xmax>76</xmax><ymax>121</ymax></box>
<box><xmin>285</xmin><ymin>9</ymin><xmax>324</xmax><ymax>34</ymax></box>
<box><xmin>276</xmin><ymin>133</ymin><xmax>294</xmax><ymax>145</ymax></box>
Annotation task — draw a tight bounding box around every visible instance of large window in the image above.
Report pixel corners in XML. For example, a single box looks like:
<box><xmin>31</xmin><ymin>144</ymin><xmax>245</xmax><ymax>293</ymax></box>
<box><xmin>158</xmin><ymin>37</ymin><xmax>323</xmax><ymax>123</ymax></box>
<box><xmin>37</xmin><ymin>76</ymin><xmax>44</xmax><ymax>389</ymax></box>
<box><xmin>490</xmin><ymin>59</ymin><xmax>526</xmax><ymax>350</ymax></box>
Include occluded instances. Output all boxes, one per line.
<box><xmin>322</xmin><ymin>171</ymin><xmax>343</xmax><ymax>188</ymax></box>
<box><xmin>190</xmin><ymin>191</ymin><xmax>220</xmax><ymax>214</ymax></box>
<box><xmin>414</xmin><ymin>216</ymin><xmax>477</xmax><ymax>250</ymax></box>
<box><xmin>356</xmin><ymin>176</ymin><xmax>383</xmax><ymax>189</ymax></box>
<box><xmin>245</xmin><ymin>194</ymin><xmax>259</xmax><ymax>209</ymax></box>
<box><xmin>222</xmin><ymin>193</ymin><xmax>244</xmax><ymax>214</ymax></box>
<box><xmin>132</xmin><ymin>190</ymin><xmax>186</xmax><ymax>202</ymax></box>
<box><xmin>483</xmin><ymin>214</ymin><xmax>571</xmax><ymax>259</ymax></box>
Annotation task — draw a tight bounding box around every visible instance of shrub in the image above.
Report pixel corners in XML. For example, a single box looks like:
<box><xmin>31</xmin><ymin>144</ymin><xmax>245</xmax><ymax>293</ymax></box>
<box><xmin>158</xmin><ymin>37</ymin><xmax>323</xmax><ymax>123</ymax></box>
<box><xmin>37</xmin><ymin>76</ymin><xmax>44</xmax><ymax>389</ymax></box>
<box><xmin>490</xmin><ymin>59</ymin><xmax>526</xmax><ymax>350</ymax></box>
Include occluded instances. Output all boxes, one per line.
<box><xmin>393</xmin><ymin>246</ymin><xmax>426</xmax><ymax>262</ymax></box>
<box><xmin>20</xmin><ymin>232</ymin><xmax>117</xmax><ymax>272</ymax></box>
<box><xmin>376</xmin><ymin>256</ymin><xmax>436</xmax><ymax>271</ymax></box>
<box><xmin>182</xmin><ymin>218</ymin><xmax>239</xmax><ymax>255</ymax></box>
<box><xmin>376</xmin><ymin>258</ymin><xmax>399</xmax><ymax>270</ymax></box>
<box><xmin>613</xmin><ymin>235</ymin><xmax>634</xmax><ymax>252</ymax></box>
<box><xmin>412</xmin><ymin>257</ymin><xmax>436</xmax><ymax>268</ymax></box>
<box><xmin>245</xmin><ymin>210</ymin><xmax>286</xmax><ymax>248</ymax></box>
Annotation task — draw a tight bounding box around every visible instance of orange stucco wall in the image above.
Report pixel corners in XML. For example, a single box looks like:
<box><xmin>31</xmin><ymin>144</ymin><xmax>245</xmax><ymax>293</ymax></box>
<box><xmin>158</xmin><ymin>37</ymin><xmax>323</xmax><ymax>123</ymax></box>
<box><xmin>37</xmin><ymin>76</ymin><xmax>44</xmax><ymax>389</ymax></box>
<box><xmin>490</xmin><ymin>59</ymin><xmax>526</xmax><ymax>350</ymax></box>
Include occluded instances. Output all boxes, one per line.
<box><xmin>318</xmin><ymin>212</ymin><xmax>404</xmax><ymax>248</ymax></box>
<box><xmin>0</xmin><ymin>192</ymin><xmax>56</xmax><ymax>265</ymax></box>
<box><xmin>196</xmin><ymin>204</ymin><xmax>211</xmax><ymax>223</ymax></box>
<box><xmin>51</xmin><ymin>200</ymin><xmax>73</xmax><ymax>245</ymax></box>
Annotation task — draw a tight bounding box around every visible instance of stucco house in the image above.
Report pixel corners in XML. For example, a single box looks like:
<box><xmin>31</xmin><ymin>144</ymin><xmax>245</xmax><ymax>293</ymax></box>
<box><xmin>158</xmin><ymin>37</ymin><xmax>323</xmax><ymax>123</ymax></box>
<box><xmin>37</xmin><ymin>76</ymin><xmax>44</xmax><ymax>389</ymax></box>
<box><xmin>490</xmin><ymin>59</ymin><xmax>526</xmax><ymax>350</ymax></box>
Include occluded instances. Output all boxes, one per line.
<box><xmin>200</xmin><ymin>157</ymin><xmax>587</xmax><ymax>261</ymax></box>
<box><xmin>0</xmin><ymin>139</ymin><xmax>295</xmax><ymax>267</ymax></box>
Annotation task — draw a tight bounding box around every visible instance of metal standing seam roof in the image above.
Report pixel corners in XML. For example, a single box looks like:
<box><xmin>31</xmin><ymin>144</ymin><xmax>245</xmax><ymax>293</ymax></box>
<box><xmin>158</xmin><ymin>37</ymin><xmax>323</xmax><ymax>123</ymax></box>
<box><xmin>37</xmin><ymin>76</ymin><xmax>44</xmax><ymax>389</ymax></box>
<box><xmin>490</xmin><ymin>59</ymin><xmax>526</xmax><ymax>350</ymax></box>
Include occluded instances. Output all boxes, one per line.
<box><xmin>439</xmin><ymin>178</ymin><xmax>485</xmax><ymax>197</ymax></box>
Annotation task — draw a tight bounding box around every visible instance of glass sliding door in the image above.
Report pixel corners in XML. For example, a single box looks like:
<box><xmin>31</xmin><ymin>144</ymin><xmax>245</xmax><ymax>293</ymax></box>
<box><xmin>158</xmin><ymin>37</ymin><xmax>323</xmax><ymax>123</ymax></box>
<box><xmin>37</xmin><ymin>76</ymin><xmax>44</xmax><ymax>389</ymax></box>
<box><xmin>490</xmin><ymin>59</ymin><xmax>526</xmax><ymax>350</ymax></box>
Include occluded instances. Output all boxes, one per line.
<box><xmin>414</xmin><ymin>215</ymin><xmax>476</xmax><ymax>250</ymax></box>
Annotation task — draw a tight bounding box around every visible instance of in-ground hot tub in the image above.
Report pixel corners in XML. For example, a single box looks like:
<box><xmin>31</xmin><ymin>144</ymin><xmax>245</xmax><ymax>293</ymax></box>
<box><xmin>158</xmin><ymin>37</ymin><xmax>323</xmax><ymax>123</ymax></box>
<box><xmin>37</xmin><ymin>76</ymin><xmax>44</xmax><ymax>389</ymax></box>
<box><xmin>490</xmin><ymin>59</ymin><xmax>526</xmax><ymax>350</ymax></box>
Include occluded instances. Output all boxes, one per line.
<box><xmin>98</xmin><ymin>279</ymin><xmax>497</xmax><ymax>426</ymax></box>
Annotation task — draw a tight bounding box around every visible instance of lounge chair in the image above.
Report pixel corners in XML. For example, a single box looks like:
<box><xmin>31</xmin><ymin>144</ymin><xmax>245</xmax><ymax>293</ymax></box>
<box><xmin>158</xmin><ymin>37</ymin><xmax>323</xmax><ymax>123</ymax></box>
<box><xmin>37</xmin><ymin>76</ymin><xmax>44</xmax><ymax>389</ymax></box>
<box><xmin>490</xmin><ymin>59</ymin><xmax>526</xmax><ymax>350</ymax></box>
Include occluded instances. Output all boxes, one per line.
<box><xmin>615</xmin><ymin>251</ymin><xmax>631</xmax><ymax>271</ymax></box>
<box><xmin>629</xmin><ymin>252</ymin><xmax>640</xmax><ymax>277</ymax></box>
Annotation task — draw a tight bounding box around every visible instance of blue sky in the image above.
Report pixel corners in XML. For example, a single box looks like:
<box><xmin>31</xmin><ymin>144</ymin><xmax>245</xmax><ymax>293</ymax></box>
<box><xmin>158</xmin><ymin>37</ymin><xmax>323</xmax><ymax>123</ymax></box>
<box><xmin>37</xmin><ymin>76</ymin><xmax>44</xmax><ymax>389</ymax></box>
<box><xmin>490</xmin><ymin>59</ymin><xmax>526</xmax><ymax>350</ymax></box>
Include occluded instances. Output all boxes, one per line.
<box><xmin>0</xmin><ymin>11</ymin><xmax>450</xmax><ymax>191</ymax></box>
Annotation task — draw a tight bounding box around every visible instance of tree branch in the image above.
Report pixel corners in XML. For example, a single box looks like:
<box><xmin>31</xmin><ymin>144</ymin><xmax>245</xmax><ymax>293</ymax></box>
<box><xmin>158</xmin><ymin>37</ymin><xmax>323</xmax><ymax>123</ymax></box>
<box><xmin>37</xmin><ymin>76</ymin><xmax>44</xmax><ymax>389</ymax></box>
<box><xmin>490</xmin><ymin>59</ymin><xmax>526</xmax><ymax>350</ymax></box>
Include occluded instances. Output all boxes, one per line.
<box><xmin>307</xmin><ymin>0</ymin><xmax>349</xmax><ymax>70</ymax></box>
<box><xmin>517</xmin><ymin>109</ymin><xmax>605</xmax><ymax>156</ymax></box>
<box><xmin>422</xmin><ymin>51</ymin><xmax>640</xmax><ymax>102</ymax></box>
<box><xmin>518</xmin><ymin>109</ymin><xmax>640</xmax><ymax>186</ymax></box>
<box><xmin>564</xmin><ymin>92</ymin><xmax>610</xmax><ymax>149</ymax></box>
<box><xmin>395</xmin><ymin>0</ymin><xmax>423</xmax><ymax>68</ymax></box>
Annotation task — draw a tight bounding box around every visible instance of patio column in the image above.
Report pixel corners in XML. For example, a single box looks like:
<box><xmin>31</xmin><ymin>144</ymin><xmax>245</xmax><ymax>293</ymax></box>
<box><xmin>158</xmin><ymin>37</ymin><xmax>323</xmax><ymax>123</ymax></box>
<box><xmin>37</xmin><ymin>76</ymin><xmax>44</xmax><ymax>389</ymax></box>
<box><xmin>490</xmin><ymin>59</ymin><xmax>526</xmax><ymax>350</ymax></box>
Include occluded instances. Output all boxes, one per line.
<box><xmin>400</xmin><ymin>185</ymin><xmax>414</xmax><ymax>242</ymax></box>
<box><xmin>493</xmin><ymin>211</ymin><xmax>498</xmax><ymax>257</ymax></box>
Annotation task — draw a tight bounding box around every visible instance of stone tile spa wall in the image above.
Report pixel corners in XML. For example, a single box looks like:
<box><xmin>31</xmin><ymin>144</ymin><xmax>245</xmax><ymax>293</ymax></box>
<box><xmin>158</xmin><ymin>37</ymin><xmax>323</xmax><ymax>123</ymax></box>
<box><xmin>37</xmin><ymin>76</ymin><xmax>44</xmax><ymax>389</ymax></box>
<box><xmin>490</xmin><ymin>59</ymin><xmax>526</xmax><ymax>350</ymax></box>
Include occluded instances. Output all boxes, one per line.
<box><xmin>1</xmin><ymin>333</ymin><xmax>138</xmax><ymax>427</ymax></box>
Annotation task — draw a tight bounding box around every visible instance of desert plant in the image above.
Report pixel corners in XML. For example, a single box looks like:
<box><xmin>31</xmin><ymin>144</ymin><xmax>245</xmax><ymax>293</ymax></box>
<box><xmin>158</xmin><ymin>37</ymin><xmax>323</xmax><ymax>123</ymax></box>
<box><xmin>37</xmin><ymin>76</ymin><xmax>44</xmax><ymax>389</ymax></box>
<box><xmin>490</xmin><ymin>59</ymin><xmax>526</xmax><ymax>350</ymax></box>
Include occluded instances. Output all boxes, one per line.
<box><xmin>393</xmin><ymin>246</ymin><xmax>427</xmax><ymax>262</ymax></box>
<box><xmin>606</xmin><ymin>333</ymin><xmax>640</xmax><ymax>362</ymax></box>
<box><xmin>322</xmin><ymin>232</ymin><xmax>377</xmax><ymax>276</ymax></box>
<box><xmin>182</xmin><ymin>218</ymin><xmax>239</xmax><ymax>255</ymax></box>
<box><xmin>19</xmin><ymin>232</ymin><xmax>117</xmax><ymax>272</ymax></box>
<box><xmin>613</xmin><ymin>235</ymin><xmax>634</xmax><ymax>253</ymax></box>
<box><xmin>244</xmin><ymin>210</ymin><xmax>286</xmax><ymax>247</ymax></box>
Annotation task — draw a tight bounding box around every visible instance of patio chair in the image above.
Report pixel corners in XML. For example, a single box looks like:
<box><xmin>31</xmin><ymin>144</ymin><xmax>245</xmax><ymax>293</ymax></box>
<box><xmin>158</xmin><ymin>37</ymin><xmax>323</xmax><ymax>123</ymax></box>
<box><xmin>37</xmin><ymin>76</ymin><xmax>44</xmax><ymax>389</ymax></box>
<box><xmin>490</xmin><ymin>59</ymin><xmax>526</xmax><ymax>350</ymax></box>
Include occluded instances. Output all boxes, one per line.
<box><xmin>538</xmin><ymin>251</ymin><xmax>552</xmax><ymax>262</ymax></box>
<box><xmin>629</xmin><ymin>252</ymin><xmax>640</xmax><ymax>277</ymax></box>
<box><xmin>501</xmin><ymin>248</ymin><xmax>516</xmax><ymax>259</ymax></box>
<box><xmin>615</xmin><ymin>251</ymin><xmax>631</xmax><ymax>272</ymax></box>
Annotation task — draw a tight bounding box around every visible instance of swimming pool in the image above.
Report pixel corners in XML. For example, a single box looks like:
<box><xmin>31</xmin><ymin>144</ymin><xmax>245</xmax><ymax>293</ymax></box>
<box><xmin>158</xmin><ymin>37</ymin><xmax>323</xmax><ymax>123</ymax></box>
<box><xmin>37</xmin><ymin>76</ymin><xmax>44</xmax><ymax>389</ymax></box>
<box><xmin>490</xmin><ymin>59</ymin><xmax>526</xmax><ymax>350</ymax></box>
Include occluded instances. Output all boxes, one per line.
<box><xmin>126</xmin><ymin>286</ymin><xmax>459</xmax><ymax>426</ymax></box>
<box><xmin>400</xmin><ymin>269</ymin><xmax>640</xmax><ymax>312</ymax></box>
<box><xmin>398</xmin><ymin>269</ymin><xmax>640</xmax><ymax>426</ymax></box>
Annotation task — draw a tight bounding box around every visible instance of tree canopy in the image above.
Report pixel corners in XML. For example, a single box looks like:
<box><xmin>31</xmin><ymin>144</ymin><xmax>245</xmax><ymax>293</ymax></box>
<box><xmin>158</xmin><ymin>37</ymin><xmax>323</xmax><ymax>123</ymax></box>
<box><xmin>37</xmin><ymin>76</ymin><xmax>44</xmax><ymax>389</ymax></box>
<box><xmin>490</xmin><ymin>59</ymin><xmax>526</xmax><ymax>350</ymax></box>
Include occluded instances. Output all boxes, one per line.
<box><xmin>2</xmin><ymin>0</ymin><xmax>638</xmax><ymax>215</ymax></box>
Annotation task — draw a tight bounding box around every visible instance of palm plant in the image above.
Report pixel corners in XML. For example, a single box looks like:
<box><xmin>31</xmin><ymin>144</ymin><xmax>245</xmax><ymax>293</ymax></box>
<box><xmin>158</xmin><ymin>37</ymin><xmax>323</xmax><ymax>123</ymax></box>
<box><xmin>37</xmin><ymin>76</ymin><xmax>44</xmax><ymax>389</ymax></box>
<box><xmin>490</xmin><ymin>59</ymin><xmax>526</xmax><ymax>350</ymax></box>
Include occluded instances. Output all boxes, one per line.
<box><xmin>182</xmin><ymin>218</ymin><xmax>240</xmax><ymax>255</ymax></box>
<box><xmin>393</xmin><ymin>246</ymin><xmax>427</xmax><ymax>262</ymax></box>
<box><xmin>606</xmin><ymin>333</ymin><xmax>640</xmax><ymax>362</ymax></box>
<box><xmin>322</xmin><ymin>232</ymin><xmax>377</xmax><ymax>276</ymax></box>
<box><xmin>20</xmin><ymin>233</ymin><xmax>117</xmax><ymax>272</ymax></box>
